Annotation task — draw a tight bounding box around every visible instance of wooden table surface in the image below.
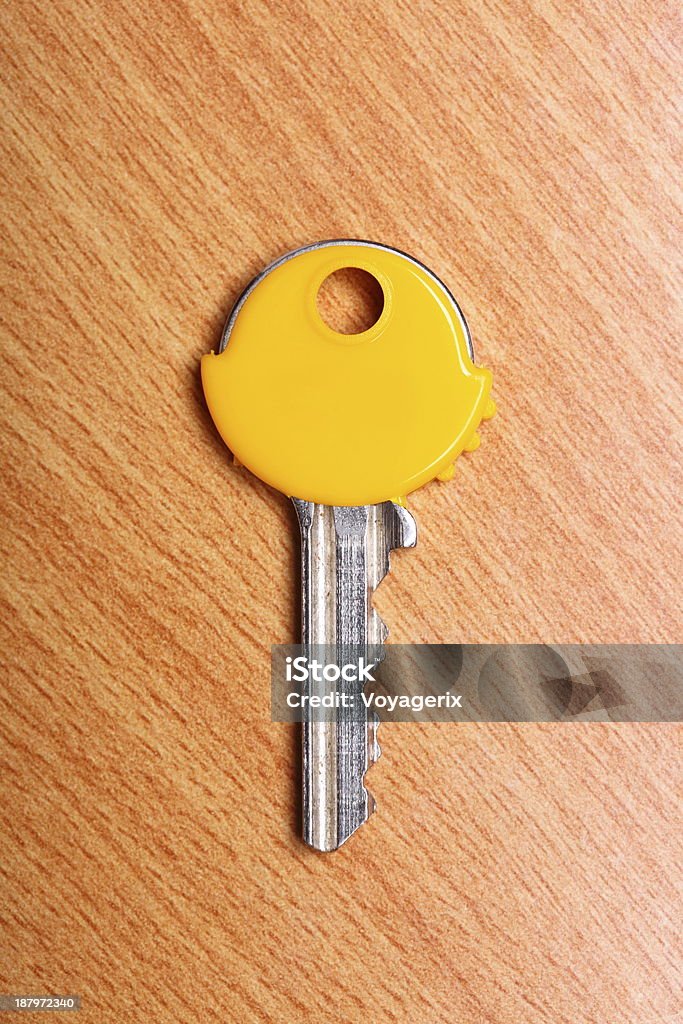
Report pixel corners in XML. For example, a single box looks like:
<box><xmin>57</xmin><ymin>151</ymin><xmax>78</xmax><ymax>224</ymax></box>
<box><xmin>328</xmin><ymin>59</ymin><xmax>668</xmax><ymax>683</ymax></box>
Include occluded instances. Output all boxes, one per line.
<box><xmin>1</xmin><ymin>2</ymin><xmax>681</xmax><ymax>1021</ymax></box>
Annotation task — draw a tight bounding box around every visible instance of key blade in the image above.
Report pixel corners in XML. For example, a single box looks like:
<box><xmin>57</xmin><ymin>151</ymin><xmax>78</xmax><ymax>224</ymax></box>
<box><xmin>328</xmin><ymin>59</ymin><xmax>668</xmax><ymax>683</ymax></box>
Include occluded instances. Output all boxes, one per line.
<box><xmin>293</xmin><ymin>499</ymin><xmax>417</xmax><ymax>852</ymax></box>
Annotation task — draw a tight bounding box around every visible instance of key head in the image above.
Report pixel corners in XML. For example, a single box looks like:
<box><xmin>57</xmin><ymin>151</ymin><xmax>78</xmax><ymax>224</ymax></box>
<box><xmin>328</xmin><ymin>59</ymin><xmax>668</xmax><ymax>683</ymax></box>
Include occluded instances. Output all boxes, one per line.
<box><xmin>202</xmin><ymin>240</ymin><xmax>494</xmax><ymax>507</ymax></box>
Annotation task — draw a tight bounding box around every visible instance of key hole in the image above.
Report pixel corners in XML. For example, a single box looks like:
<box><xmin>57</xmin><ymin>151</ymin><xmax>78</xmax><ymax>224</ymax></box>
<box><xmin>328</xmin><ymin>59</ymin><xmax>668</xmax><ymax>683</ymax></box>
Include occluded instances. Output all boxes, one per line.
<box><xmin>316</xmin><ymin>268</ymin><xmax>384</xmax><ymax>335</ymax></box>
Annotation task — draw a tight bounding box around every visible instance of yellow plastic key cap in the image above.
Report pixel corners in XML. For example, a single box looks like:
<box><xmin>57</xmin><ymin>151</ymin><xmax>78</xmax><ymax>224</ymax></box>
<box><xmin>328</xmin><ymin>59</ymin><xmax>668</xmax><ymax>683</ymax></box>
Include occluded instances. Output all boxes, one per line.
<box><xmin>201</xmin><ymin>240</ymin><xmax>493</xmax><ymax>506</ymax></box>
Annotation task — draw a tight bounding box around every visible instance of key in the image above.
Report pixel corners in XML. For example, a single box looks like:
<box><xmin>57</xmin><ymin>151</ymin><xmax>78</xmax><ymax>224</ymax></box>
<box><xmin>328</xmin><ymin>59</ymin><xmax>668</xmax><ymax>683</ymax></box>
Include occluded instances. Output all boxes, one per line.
<box><xmin>202</xmin><ymin>239</ymin><xmax>495</xmax><ymax>851</ymax></box>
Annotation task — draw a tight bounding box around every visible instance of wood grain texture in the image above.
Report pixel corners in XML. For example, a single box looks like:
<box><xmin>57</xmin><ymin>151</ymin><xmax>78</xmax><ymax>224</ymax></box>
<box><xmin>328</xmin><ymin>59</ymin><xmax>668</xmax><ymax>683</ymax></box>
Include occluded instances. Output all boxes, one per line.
<box><xmin>1</xmin><ymin>1</ymin><xmax>682</xmax><ymax>1021</ymax></box>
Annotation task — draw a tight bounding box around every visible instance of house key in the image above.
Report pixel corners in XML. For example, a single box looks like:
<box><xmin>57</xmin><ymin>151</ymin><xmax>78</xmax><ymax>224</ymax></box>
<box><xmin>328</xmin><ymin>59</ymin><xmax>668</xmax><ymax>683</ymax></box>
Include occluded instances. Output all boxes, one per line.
<box><xmin>202</xmin><ymin>239</ymin><xmax>495</xmax><ymax>851</ymax></box>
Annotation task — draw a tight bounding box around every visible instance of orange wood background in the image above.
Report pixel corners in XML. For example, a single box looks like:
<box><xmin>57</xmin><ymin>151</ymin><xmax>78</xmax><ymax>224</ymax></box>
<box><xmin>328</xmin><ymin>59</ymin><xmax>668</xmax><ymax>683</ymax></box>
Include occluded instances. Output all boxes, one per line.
<box><xmin>1</xmin><ymin>2</ymin><xmax>681</xmax><ymax>1021</ymax></box>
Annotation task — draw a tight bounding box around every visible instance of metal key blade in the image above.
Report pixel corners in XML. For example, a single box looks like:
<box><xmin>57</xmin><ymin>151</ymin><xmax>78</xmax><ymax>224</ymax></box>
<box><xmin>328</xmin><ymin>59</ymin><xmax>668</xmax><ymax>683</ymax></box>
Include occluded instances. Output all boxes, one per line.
<box><xmin>293</xmin><ymin>499</ymin><xmax>417</xmax><ymax>852</ymax></box>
